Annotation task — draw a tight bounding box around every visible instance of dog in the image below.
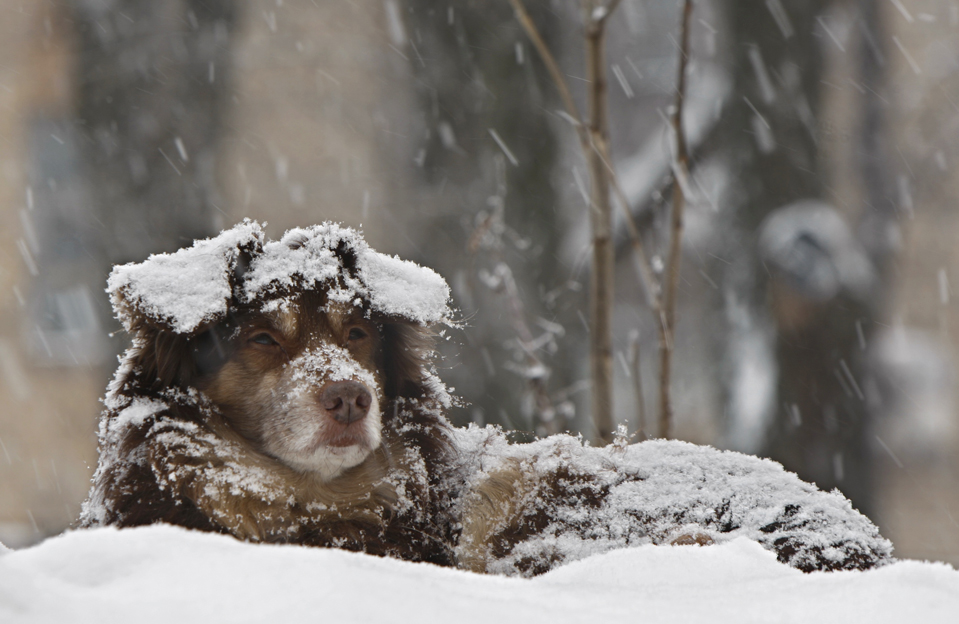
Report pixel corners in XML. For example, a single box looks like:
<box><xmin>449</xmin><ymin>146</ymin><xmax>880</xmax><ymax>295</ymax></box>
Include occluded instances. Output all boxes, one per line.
<box><xmin>80</xmin><ymin>221</ymin><xmax>893</xmax><ymax>574</ymax></box>
<box><xmin>80</xmin><ymin>221</ymin><xmax>459</xmax><ymax>564</ymax></box>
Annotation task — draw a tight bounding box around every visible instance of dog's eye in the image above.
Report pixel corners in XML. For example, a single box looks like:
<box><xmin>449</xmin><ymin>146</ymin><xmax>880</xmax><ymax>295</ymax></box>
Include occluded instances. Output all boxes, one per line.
<box><xmin>347</xmin><ymin>327</ymin><xmax>368</xmax><ymax>341</ymax></box>
<box><xmin>249</xmin><ymin>332</ymin><xmax>279</xmax><ymax>347</ymax></box>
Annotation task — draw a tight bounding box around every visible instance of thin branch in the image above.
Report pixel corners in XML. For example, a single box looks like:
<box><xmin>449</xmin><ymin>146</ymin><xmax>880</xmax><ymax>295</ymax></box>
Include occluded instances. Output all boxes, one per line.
<box><xmin>467</xmin><ymin>157</ymin><xmax>560</xmax><ymax>434</ymax></box>
<box><xmin>658</xmin><ymin>0</ymin><xmax>693</xmax><ymax>440</ymax></box>
<box><xmin>593</xmin><ymin>0</ymin><xmax>625</xmax><ymax>26</ymax></box>
<box><xmin>508</xmin><ymin>0</ymin><xmax>590</xmax><ymax>151</ymax></box>
<box><xmin>591</xmin><ymin>133</ymin><xmax>662</xmax><ymax>310</ymax></box>
<box><xmin>582</xmin><ymin>0</ymin><xmax>616</xmax><ymax>444</ymax></box>
<box><xmin>512</xmin><ymin>0</ymin><xmax>660</xmax><ymax>445</ymax></box>
<box><xmin>511</xmin><ymin>0</ymin><xmax>659</xmax><ymax>308</ymax></box>
<box><xmin>495</xmin><ymin>261</ymin><xmax>560</xmax><ymax>433</ymax></box>
<box><xmin>628</xmin><ymin>330</ymin><xmax>648</xmax><ymax>441</ymax></box>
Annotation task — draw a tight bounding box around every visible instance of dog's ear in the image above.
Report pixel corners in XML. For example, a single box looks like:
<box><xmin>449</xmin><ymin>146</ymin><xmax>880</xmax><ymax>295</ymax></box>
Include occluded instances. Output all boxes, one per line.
<box><xmin>107</xmin><ymin>222</ymin><xmax>263</xmax><ymax>394</ymax></box>
<box><xmin>380</xmin><ymin>320</ymin><xmax>436</xmax><ymax>399</ymax></box>
<box><xmin>354</xmin><ymin>250</ymin><xmax>452</xmax><ymax>327</ymax></box>
<box><xmin>191</xmin><ymin>319</ymin><xmax>239</xmax><ymax>379</ymax></box>
<box><xmin>118</xmin><ymin>316</ymin><xmax>239</xmax><ymax>394</ymax></box>
<box><xmin>108</xmin><ymin>221</ymin><xmax>264</xmax><ymax>336</ymax></box>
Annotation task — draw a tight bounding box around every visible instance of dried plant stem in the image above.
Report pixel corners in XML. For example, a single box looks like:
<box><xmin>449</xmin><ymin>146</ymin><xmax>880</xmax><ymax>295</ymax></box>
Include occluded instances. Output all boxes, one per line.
<box><xmin>592</xmin><ymin>134</ymin><xmax>661</xmax><ymax>310</ymax></box>
<box><xmin>507</xmin><ymin>0</ymin><xmax>589</xmax><ymax>152</ymax></box>
<box><xmin>629</xmin><ymin>331</ymin><xmax>647</xmax><ymax>440</ymax></box>
<box><xmin>496</xmin><ymin>262</ymin><xmax>559</xmax><ymax>432</ymax></box>
<box><xmin>582</xmin><ymin>0</ymin><xmax>615</xmax><ymax>443</ymax></box>
<box><xmin>468</xmin><ymin>157</ymin><xmax>558</xmax><ymax>433</ymax></box>
<box><xmin>658</xmin><ymin>0</ymin><xmax>693</xmax><ymax>440</ymax></box>
<box><xmin>511</xmin><ymin>0</ymin><xmax>656</xmax><ymax>444</ymax></box>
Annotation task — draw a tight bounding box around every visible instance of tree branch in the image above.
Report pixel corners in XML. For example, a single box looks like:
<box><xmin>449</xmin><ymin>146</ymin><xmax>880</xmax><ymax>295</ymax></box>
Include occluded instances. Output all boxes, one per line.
<box><xmin>629</xmin><ymin>330</ymin><xmax>648</xmax><ymax>440</ymax></box>
<box><xmin>591</xmin><ymin>133</ymin><xmax>662</xmax><ymax>311</ymax></box>
<box><xmin>511</xmin><ymin>0</ymin><xmax>662</xmax><ymax>443</ymax></box>
<box><xmin>508</xmin><ymin>0</ymin><xmax>590</xmax><ymax>151</ymax></box>
<box><xmin>592</xmin><ymin>0</ymin><xmax>625</xmax><ymax>26</ymax></box>
<box><xmin>581</xmin><ymin>0</ymin><xmax>616</xmax><ymax>443</ymax></box>
<box><xmin>658</xmin><ymin>0</ymin><xmax>693</xmax><ymax>440</ymax></box>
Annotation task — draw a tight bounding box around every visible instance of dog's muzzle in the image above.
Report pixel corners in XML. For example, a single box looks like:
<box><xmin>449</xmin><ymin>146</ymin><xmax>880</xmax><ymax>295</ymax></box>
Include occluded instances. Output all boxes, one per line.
<box><xmin>320</xmin><ymin>380</ymin><xmax>372</xmax><ymax>425</ymax></box>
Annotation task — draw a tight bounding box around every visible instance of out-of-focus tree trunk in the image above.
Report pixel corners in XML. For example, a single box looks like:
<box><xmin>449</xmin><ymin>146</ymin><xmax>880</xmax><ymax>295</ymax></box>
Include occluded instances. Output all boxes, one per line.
<box><xmin>712</xmin><ymin>0</ymin><xmax>880</xmax><ymax>517</ymax></box>
<box><xmin>70</xmin><ymin>0</ymin><xmax>237</xmax><ymax>264</ymax></box>
<box><xmin>404</xmin><ymin>1</ymin><xmax>574</xmax><ymax>437</ymax></box>
<box><xmin>856</xmin><ymin>0</ymin><xmax>897</xmax><ymax>272</ymax></box>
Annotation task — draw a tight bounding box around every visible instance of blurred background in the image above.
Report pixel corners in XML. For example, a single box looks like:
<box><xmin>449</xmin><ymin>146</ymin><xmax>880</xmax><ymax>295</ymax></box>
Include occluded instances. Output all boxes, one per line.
<box><xmin>0</xmin><ymin>0</ymin><xmax>957</xmax><ymax>565</ymax></box>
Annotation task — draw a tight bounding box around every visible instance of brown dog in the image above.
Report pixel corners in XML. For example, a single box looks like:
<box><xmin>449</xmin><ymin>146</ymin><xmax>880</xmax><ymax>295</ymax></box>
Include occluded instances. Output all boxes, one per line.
<box><xmin>198</xmin><ymin>293</ymin><xmax>387</xmax><ymax>480</ymax></box>
<box><xmin>80</xmin><ymin>222</ymin><xmax>458</xmax><ymax>564</ymax></box>
<box><xmin>81</xmin><ymin>222</ymin><xmax>894</xmax><ymax>575</ymax></box>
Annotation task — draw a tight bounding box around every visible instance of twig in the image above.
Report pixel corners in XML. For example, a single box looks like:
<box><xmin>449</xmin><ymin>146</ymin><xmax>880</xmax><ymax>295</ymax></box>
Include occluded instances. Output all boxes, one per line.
<box><xmin>508</xmin><ymin>0</ymin><xmax>589</xmax><ymax>152</ymax></box>
<box><xmin>658</xmin><ymin>0</ymin><xmax>693</xmax><ymax>440</ymax></box>
<box><xmin>582</xmin><ymin>0</ymin><xmax>617</xmax><ymax>443</ymax></box>
<box><xmin>593</xmin><ymin>0</ymin><xmax>625</xmax><ymax>25</ymax></box>
<box><xmin>592</xmin><ymin>133</ymin><xmax>662</xmax><ymax>310</ymax></box>
<box><xmin>629</xmin><ymin>330</ymin><xmax>647</xmax><ymax>440</ymax></box>
<box><xmin>468</xmin><ymin>156</ymin><xmax>559</xmax><ymax>433</ymax></box>
<box><xmin>495</xmin><ymin>261</ymin><xmax>560</xmax><ymax>432</ymax></box>
<box><xmin>510</xmin><ymin>0</ymin><xmax>657</xmax><ymax>444</ymax></box>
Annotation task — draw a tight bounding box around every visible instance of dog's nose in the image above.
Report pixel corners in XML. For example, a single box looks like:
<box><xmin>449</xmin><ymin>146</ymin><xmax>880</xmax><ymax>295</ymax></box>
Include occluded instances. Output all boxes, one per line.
<box><xmin>320</xmin><ymin>381</ymin><xmax>372</xmax><ymax>425</ymax></box>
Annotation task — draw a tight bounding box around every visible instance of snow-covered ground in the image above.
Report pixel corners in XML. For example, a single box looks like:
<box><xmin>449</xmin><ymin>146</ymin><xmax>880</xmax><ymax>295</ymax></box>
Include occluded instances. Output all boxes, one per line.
<box><xmin>1</xmin><ymin>525</ymin><xmax>957</xmax><ymax>624</ymax></box>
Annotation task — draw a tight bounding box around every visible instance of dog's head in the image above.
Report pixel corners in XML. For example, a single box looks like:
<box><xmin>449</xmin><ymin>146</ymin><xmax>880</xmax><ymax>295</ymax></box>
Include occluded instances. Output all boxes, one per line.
<box><xmin>107</xmin><ymin>221</ymin><xmax>454</xmax><ymax>480</ymax></box>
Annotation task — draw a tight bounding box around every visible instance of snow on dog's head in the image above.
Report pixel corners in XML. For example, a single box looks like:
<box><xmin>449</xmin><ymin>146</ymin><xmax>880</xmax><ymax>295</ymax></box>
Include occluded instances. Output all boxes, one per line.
<box><xmin>108</xmin><ymin>220</ymin><xmax>452</xmax><ymax>333</ymax></box>
<box><xmin>105</xmin><ymin>221</ymin><xmax>453</xmax><ymax>481</ymax></box>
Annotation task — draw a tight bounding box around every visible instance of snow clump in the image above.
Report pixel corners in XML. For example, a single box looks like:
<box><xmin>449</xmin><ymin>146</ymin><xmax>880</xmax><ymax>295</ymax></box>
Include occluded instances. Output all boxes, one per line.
<box><xmin>107</xmin><ymin>220</ymin><xmax>452</xmax><ymax>334</ymax></box>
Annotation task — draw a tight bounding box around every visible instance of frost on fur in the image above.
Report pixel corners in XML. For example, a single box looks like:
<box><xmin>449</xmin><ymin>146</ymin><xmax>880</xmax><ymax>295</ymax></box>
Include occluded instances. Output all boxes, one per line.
<box><xmin>450</xmin><ymin>427</ymin><xmax>893</xmax><ymax>576</ymax></box>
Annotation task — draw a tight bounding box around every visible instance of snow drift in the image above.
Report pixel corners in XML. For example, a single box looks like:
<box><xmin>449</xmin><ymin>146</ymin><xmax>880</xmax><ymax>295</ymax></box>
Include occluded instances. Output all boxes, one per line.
<box><xmin>0</xmin><ymin>525</ymin><xmax>955</xmax><ymax>624</ymax></box>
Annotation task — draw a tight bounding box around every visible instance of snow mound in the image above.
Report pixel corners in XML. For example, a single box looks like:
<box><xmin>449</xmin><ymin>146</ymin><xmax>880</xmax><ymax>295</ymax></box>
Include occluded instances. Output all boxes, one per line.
<box><xmin>1</xmin><ymin>525</ymin><xmax>956</xmax><ymax>624</ymax></box>
<box><xmin>108</xmin><ymin>221</ymin><xmax>452</xmax><ymax>334</ymax></box>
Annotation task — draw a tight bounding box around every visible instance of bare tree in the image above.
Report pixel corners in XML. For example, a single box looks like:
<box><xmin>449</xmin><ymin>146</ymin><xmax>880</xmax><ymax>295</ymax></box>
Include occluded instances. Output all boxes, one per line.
<box><xmin>511</xmin><ymin>0</ymin><xmax>694</xmax><ymax>442</ymax></box>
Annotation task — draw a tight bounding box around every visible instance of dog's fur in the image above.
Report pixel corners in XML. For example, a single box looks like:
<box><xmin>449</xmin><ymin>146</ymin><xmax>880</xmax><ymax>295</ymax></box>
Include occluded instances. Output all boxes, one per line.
<box><xmin>80</xmin><ymin>223</ymin><xmax>458</xmax><ymax>564</ymax></box>
<box><xmin>81</xmin><ymin>222</ymin><xmax>893</xmax><ymax>575</ymax></box>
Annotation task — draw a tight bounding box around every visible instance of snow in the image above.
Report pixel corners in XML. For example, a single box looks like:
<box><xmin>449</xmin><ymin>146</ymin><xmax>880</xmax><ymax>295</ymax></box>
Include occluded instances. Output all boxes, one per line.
<box><xmin>107</xmin><ymin>221</ymin><xmax>452</xmax><ymax>335</ymax></box>
<box><xmin>107</xmin><ymin>220</ymin><xmax>263</xmax><ymax>334</ymax></box>
<box><xmin>1</xmin><ymin>524</ymin><xmax>956</xmax><ymax>624</ymax></box>
<box><xmin>356</xmin><ymin>248</ymin><xmax>451</xmax><ymax>324</ymax></box>
<box><xmin>243</xmin><ymin>223</ymin><xmax>452</xmax><ymax>325</ymax></box>
<box><xmin>103</xmin><ymin>397</ymin><xmax>167</xmax><ymax>446</ymax></box>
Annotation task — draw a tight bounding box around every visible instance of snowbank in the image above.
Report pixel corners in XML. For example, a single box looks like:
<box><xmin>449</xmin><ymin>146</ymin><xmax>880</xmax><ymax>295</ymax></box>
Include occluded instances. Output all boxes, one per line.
<box><xmin>1</xmin><ymin>525</ymin><xmax>956</xmax><ymax>624</ymax></box>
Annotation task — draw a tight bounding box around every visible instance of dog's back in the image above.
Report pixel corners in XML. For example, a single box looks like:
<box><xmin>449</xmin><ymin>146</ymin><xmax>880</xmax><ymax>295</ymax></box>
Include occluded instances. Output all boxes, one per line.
<box><xmin>452</xmin><ymin>428</ymin><xmax>893</xmax><ymax>575</ymax></box>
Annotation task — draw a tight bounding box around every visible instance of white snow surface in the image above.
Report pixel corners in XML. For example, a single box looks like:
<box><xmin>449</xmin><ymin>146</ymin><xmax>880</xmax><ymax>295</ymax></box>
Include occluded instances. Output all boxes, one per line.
<box><xmin>1</xmin><ymin>524</ymin><xmax>956</xmax><ymax>624</ymax></box>
<box><xmin>107</xmin><ymin>221</ymin><xmax>452</xmax><ymax>334</ymax></box>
